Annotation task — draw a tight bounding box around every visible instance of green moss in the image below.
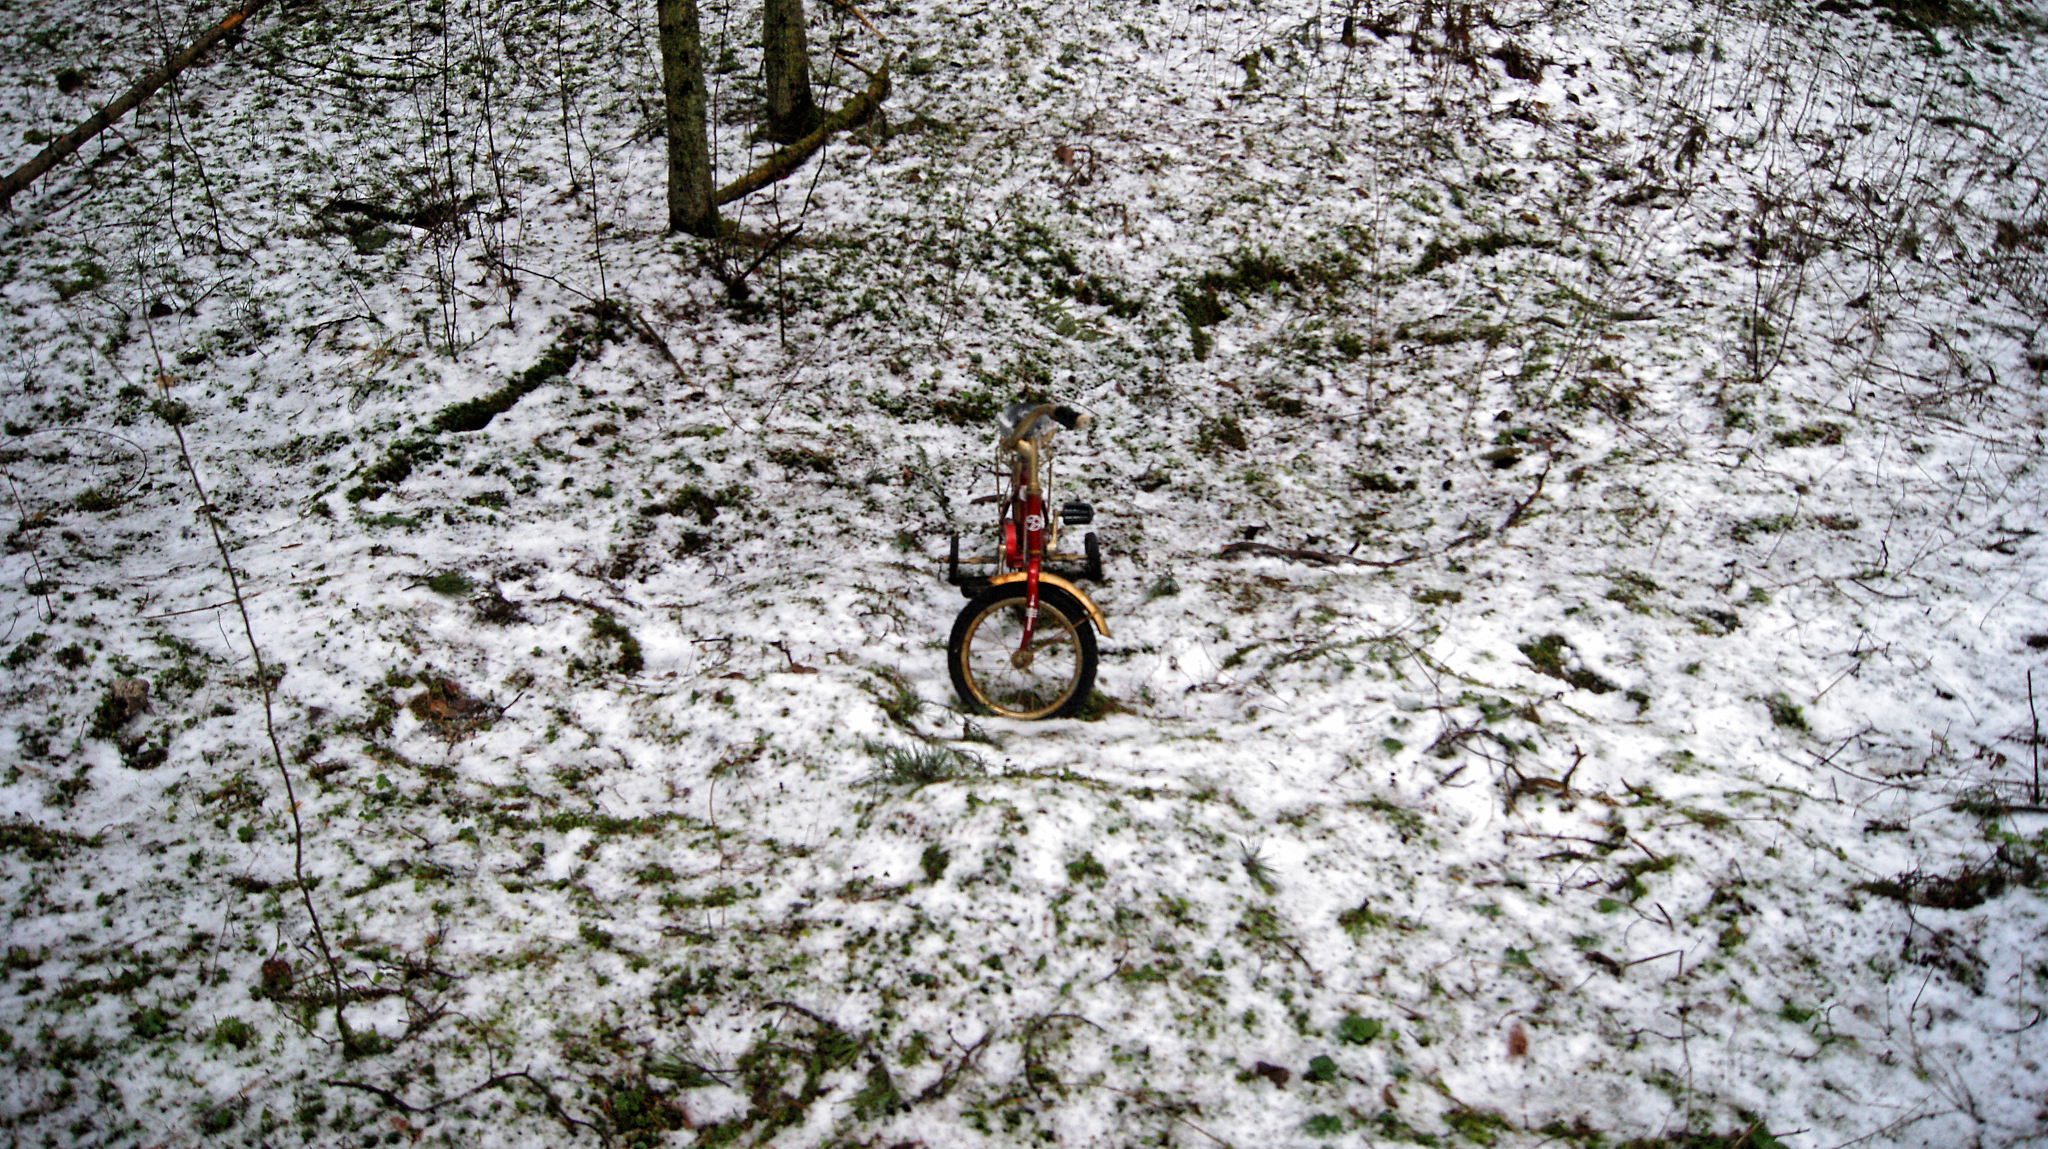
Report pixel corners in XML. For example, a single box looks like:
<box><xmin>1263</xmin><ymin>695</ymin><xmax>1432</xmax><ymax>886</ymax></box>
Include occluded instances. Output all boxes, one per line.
<box><xmin>1335</xmin><ymin>1014</ymin><xmax>1382</xmax><ymax>1044</ymax></box>
<box><xmin>4</xmin><ymin>633</ymin><xmax>47</xmax><ymax>668</ymax></box>
<box><xmin>641</xmin><ymin>484</ymin><xmax>746</xmax><ymax>525</ymax></box>
<box><xmin>1443</xmin><ymin>1108</ymin><xmax>1513</xmax><ymax>1146</ymax></box>
<box><xmin>1304</xmin><ymin>1113</ymin><xmax>1345</xmax><ymax>1136</ymax></box>
<box><xmin>1763</xmin><ymin>693</ymin><xmax>1808</xmax><ymax>732</ymax></box>
<box><xmin>1731</xmin><ymin>513</ymin><xmax>1797</xmax><ymax>543</ymax></box>
<box><xmin>210</xmin><ymin>1017</ymin><xmax>256</xmax><ymax>1050</ymax></box>
<box><xmin>0</xmin><ymin>821</ymin><xmax>100</xmax><ymax>861</ymax></box>
<box><xmin>130</xmin><ymin>1006</ymin><xmax>173</xmax><ymax>1039</ymax></box>
<box><xmin>1338</xmin><ymin>901</ymin><xmax>1389</xmax><ymax>936</ymax></box>
<box><xmin>1613</xmin><ymin>854</ymin><xmax>1679</xmax><ymax>901</ymax></box>
<box><xmin>1195</xmin><ymin>412</ymin><xmax>1247</xmax><ymax>456</ymax></box>
<box><xmin>1518</xmin><ymin>634</ymin><xmax>1618</xmax><ymax>693</ymax></box>
<box><xmin>1412</xmin><ymin>232</ymin><xmax>1552</xmax><ymax>276</ymax></box>
<box><xmin>930</xmin><ymin>385</ymin><xmax>1005</xmax><ymax>426</ymax></box>
<box><xmin>589</xmin><ymin>613</ymin><xmax>643</xmax><ymax>675</ymax></box>
<box><xmin>766</xmin><ymin>444</ymin><xmax>838</xmax><ymax>475</ymax></box>
<box><xmin>1771</xmin><ymin>422</ymin><xmax>1844</xmax><ymax>448</ymax></box>
<box><xmin>1066</xmin><ymin>851</ymin><xmax>1108</xmax><ymax>886</ymax></box>
<box><xmin>1605</xmin><ymin>572</ymin><xmax>1658</xmax><ymax>613</ymax></box>
<box><xmin>422</xmin><ymin>570</ymin><xmax>473</xmax><ymax>597</ymax></box>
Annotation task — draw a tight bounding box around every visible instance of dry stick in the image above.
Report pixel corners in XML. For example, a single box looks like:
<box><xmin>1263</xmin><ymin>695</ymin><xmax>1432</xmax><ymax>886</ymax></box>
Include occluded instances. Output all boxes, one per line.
<box><xmin>1086</xmin><ymin>1084</ymin><xmax>1238</xmax><ymax>1149</ymax></box>
<box><xmin>2030</xmin><ymin>669</ymin><xmax>2041</xmax><ymax>805</ymax></box>
<box><xmin>152</xmin><ymin>380</ymin><xmax>350</xmax><ymax>1042</ymax></box>
<box><xmin>140</xmin><ymin>587</ymin><xmax>274</xmax><ymax>618</ymax></box>
<box><xmin>0</xmin><ymin>0</ymin><xmax>270</xmax><ymax>211</ymax></box>
<box><xmin>1218</xmin><ymin>540</ymin><xmax>1423</xmax><ymax>569</ymax></box>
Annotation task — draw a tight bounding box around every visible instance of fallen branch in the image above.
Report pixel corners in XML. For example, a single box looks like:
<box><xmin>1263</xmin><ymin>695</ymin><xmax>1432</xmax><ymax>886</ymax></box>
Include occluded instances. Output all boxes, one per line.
<box><xmin>714</xmin><ymin>60</ymin><xmax>890</xmax><ymax>206</ymax></box>
<box><xmin>1216</xmin><ymin>541</ymin><xmax>1423</xmax><ymax>569</ymax></box>
<box><xmin>1</xmin><ymin>0</ymin><xmax>271</xmax><ymax>212</ymax></box>
<box><xmin>613</xmin><ymin>294</ymin><xmax>690</xmax><ymax>378</ymax></box>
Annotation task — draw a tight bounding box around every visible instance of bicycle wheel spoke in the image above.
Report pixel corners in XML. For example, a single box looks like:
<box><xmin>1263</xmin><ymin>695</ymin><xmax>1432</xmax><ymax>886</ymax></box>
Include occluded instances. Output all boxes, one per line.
<box><xmin>965</xmin><ymin>602</ymin><xmax>1080</xmax><ymax>716</ymax></box>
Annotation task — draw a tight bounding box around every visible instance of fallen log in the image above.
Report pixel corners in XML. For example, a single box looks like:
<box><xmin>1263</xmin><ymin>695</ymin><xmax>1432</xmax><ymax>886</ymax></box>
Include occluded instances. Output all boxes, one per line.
<box><xmin>713</xmin><ymin>58</ymin><xmax>890</xmax><ymax>207</ymax></box>
<box><xmin>0</xmin><ymin>0</ymin><xmax>271</xmax><ymax>212</ymax></box>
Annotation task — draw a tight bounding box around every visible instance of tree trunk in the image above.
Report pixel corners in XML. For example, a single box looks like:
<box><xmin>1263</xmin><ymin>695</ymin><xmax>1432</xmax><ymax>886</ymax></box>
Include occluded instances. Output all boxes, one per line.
<box><xmin>0</xmin><ymin>0</ymin><xmax>269</xmax><ymax>213</ymax></box>
<box><xmin>658</xmin><ymin>0</ymin><xmax>716</xmax><ymax>237</ymax></box>
<box><xmin>762</xmin><ymin>0</ymin><xmax>820</xmax><ymax>144</ymax></box>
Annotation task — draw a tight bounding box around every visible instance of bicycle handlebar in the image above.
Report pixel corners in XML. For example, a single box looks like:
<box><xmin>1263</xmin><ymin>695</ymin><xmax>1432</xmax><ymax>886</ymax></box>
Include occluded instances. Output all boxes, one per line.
<box><xmin>999</xmin><ymin>402</ymin><xmax>1091</xmax><ymax>453</ymax></box>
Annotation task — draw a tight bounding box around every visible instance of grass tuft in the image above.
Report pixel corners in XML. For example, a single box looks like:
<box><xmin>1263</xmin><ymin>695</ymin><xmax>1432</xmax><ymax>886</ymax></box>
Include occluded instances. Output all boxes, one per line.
<box><xmin>866</xmin><ymin>741</ymin><xmax>982</xmax><ymax>788</ymax></box>
<box><xmin>1239</xmin><ymin>841</ymin><xmax>1279</xmax><ymax>894</ymax></box>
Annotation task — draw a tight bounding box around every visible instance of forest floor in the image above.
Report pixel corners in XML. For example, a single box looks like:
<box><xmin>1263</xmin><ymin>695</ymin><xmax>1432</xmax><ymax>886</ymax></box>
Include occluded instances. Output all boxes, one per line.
<box><xmin>2</xmin><ymin>0</ymin><xmax>2047</xmax><ymax>1145</ymax></box>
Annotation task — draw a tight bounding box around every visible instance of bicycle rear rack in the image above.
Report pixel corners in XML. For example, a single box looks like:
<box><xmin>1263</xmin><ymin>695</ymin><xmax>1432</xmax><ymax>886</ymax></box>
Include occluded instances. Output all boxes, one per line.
<box><xmin>947</xmin><ymin>533</ymin><xmax>1103</xmax><ymax>596</ymax></box>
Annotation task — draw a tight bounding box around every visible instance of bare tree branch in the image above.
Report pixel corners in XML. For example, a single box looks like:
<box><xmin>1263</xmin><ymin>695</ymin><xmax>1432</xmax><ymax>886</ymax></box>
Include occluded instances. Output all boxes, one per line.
<box><xmin>0</xmin><ymin>0</ymin><xmax>271</xmax><ymax>212</ymax></box>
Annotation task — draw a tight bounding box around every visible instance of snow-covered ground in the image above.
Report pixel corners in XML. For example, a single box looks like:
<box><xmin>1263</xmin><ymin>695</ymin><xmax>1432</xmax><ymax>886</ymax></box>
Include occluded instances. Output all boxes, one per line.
<box><xmin>3</xmin><ymin>0</ymin><xmax>2046</xmax><ymax>1144</ymax></box>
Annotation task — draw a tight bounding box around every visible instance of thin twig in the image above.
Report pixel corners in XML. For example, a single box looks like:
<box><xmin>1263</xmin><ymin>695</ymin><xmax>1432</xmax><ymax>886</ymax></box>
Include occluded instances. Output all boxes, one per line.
<box><xmin>1087</xmin><ymin>1084</ymin><xmax>1239</xmax><ymax>1148</ymax></box>
<box><xmin>140</xmin><ymin>588</ymin><xmax>273</xmax><ymax>618</ymax></box>
<box><xmin>321</xmin><ymin>1070</ymin><xmax>536</xmax><ymax>1114</ymax></box>
<box><xmin>145</xmin><ymin>296</ymin><xmax>350</xmax><ymax>1044</ymax></box>
<box><xmin>1499</xmin><ymin>461</ymin><xmax>1550</xmax><ymax>532</ymax></box>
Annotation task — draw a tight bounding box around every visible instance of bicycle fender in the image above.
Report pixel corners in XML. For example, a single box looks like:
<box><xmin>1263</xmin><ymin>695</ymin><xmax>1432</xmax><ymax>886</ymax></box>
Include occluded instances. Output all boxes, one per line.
<box><xmin>983</xmin><ymin>571</ymin><xmax>1111</xmax><ymax>638</ymax></box>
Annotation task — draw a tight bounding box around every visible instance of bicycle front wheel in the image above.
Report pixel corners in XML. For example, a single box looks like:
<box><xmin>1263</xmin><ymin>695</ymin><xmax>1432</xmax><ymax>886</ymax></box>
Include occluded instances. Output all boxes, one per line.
<box><xmin>948</xmin><ymin>583</ymin><xmax>1098</xmax><ymax>720</ymax></box>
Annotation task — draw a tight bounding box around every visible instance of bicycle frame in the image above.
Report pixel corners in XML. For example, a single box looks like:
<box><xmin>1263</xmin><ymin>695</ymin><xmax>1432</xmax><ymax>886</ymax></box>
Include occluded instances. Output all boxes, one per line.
<box><xmin>1000</xmin><ymin>416</ymin><xmax>1055</xmax><ymax>654</ymax></box>
<box><xmin>947</xmin><ymin>403</ymin><xmax>1110</xmax><ymax>638</ymax></box>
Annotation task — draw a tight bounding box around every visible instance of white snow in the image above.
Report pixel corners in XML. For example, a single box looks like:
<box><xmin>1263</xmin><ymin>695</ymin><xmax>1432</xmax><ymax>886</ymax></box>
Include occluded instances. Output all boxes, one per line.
<box><xmin>2</xmin><ymin>0</ymin><xmax>2047</xmax><ymax>1145</ymax></box>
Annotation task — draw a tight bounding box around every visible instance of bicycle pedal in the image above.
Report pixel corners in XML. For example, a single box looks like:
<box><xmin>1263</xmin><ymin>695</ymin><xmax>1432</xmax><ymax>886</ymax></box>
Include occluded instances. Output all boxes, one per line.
<box><xmin>1060</xmin><ymin>500</ymin><xmax>1094</xmax><ymax>526</ymax></box>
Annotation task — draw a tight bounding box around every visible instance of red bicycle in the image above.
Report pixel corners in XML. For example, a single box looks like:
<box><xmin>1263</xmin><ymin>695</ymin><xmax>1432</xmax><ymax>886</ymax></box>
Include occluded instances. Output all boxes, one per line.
<box><xmin>945</xmin><ymin>402</ymin><xmax>1108</xmax><ymax>719</ymax></box>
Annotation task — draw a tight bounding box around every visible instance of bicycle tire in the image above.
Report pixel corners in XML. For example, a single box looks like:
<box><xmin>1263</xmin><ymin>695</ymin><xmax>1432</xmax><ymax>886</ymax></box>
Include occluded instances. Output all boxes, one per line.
<box><xmin>948</xmin><ymin>582</ymin><xmax>1098</xmax><ymax>720</ymax></box>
